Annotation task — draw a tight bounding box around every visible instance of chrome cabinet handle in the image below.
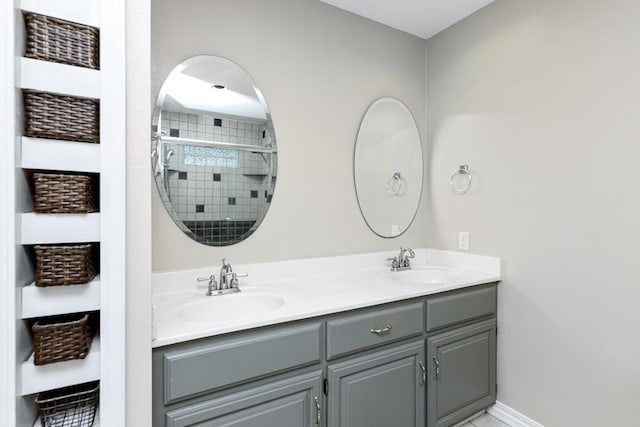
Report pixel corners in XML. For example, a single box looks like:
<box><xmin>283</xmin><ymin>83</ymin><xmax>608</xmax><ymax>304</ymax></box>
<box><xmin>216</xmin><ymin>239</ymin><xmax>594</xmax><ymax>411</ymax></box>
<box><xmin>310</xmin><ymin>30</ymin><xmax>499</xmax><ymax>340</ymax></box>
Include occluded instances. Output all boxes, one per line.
<box><xmin>370</xmin><ymin>324</ymin><xmax>393</xmax><ymax>335</ymax></box>
<box><xmin>314</xmin><ymin>396</ymin><xmax>321</xmax><ymax>427</ymax></box>
<box><xmin>419</xmin><ymin>360</ymin><xmax>426</xmax><ymax>385</ymax></box>
<box><xmin>432</xmin><ymin>355</ymin><xmax>440</xmax><ymax>380</ymax></box>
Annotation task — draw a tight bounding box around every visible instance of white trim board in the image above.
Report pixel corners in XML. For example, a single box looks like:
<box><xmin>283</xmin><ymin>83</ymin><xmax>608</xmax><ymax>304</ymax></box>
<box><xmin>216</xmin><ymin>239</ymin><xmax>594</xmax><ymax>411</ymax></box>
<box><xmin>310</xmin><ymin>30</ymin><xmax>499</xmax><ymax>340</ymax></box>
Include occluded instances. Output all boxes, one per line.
<box><xmin>0</xmin><ymin>0</ymin><xmax>16</xmax><ymax>423</ymax></box>
<box><xmin>488</xmin><ymin>402</ymin><xmax>545</xmax><ymax>427</ymax></box>
<box><xmin>98</xmin><ymin>0</ymin><xmax>127</xmax><ymax>424</ymax></box>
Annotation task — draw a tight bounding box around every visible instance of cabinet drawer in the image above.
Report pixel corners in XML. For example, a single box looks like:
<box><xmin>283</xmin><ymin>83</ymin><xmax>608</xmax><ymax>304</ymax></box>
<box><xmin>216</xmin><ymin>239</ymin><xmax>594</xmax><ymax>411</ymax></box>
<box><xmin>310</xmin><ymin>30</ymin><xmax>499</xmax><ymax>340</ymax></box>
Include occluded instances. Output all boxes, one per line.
<box><xmin>326</xmin><ymin>302</ymin><xmax>423</xmax><ymax>360</ymax></box>
<box><xmin>163</xmin><ymin>323</ymin><xmax>321</xmax><ymax>404</ymax></box>
<box><xmin>426</xmin><ymin>285</ymin><xmax>496</xmax><ymax>332</ymax></box>
<box><xmin>166</xmin><ymin>371</ymin><xmax>323</xmax><ymax>427</ymax></box>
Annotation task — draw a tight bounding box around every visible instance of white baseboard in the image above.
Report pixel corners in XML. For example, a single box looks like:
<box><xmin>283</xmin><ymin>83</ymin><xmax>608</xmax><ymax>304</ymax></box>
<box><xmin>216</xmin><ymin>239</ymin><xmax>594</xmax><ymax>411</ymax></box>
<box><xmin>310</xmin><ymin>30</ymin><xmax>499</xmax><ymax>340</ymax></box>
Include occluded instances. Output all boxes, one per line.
<box><xmin>487</xmin><ymin>401</ymin><xmax>544</xmax><ymax>427</ymax></box>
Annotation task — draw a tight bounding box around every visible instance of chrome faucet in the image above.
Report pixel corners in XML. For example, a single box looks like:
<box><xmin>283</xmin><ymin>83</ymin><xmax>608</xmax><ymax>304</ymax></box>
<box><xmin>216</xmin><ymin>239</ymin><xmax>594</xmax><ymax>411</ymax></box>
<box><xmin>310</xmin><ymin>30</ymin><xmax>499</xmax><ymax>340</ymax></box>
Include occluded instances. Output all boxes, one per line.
<box><xmin>197</xmin><ymin>259</ymin><xmax>247</xmax><ymax>296</ymax></box>
<box><xmin>387</xmin><ymin>247</ymin><xmax>415</xmax><ymax>272</ymax></box>
<box><xmin>398</xmin><ymin>247</ymin><xmax>415</xmax><ymax>267</ymax></box>
<box><xmin>218</xmin><ymin>258</ymin><xmax>248</xmax><ymax>292</ymax></box>
<box><xmin>219</xmin><ymin>258</ymin><xmax>234</xmax><ymax>289</ymax></box>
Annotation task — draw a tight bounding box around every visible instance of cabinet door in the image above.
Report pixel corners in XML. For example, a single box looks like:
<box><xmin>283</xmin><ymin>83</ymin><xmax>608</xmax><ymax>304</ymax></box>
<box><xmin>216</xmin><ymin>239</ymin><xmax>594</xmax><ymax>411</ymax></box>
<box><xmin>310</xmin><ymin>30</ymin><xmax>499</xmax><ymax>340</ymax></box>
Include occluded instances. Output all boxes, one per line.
<box><xmin>327</xmin><ymin>341</ymin><xmax>425</xmax><ymax>427</ymax></box>
<box><xmin>427</xmin><ymin>319</ymin><xmax>496</xmax><ymax>427</ymax></box>
<box><xmin>165</xmin><ymin>371</ymin><xmax>323</xmax><ymax>427</ymax></box>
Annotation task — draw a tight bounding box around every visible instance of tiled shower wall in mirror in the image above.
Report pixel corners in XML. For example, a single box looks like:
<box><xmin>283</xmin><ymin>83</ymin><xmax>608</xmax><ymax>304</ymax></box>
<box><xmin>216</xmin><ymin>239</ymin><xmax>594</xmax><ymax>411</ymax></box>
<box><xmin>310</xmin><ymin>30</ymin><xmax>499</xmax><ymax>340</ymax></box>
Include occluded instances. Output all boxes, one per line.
<box><xmin>156</xmin><ymin>111</ymin><xmax>276</xmax><ymax>244</ymax></box>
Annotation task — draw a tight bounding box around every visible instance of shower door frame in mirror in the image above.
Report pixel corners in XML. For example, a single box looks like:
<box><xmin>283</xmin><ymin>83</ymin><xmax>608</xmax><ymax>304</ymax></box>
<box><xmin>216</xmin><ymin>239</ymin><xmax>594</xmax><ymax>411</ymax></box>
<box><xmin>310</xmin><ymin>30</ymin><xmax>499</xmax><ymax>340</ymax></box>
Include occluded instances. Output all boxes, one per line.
<box><xmin>354</xmin><ymin>97</ymin><xmax>423</xmax><ymax>238</ymax></box>
<box><xmin>152</xmin><ymin>55</ymin><xmax>277</xmax><ymax>246</ymax></box>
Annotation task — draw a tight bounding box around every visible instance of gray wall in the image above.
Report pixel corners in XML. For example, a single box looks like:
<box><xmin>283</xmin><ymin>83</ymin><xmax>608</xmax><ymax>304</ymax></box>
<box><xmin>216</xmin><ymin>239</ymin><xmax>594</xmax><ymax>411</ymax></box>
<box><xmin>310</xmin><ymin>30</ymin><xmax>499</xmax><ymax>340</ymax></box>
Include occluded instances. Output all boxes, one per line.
<box><xmin>151</xmin><ymin>0</ymin><xmax>427</xmax><ymax>271</ymax></box>
<box><xmin>426</xmin><ymin>1</ymin><xmax>640</xmax><ymax>425</ymax></box>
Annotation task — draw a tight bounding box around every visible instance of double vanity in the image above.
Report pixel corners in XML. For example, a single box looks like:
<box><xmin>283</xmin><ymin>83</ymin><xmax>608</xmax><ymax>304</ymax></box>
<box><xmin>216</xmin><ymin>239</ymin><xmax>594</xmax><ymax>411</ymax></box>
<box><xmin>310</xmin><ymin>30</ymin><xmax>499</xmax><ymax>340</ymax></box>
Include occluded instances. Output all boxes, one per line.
<box><xmin>150</xmin><ymin>55</ymin><xmax>498</xmax><ymax>427</ymax></box>
<box><xmin>151</xmin><ymin>249</ymin><xmax>500</xmax><ymax>427</ymax></box>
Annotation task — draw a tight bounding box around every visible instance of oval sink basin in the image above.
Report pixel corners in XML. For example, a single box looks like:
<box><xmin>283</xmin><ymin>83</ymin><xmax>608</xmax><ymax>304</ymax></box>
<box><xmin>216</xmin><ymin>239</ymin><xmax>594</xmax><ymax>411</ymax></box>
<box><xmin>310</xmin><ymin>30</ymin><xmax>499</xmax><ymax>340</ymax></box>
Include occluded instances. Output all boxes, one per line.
<box><xmin>178</xmin><ymin>292</ymin><xmax>285</xmax><ymax>323</ymax></box>
<box><xmin>390</xmin><ymin>266</ymin><xmax>461</xmax><ymax>285</ymax></box>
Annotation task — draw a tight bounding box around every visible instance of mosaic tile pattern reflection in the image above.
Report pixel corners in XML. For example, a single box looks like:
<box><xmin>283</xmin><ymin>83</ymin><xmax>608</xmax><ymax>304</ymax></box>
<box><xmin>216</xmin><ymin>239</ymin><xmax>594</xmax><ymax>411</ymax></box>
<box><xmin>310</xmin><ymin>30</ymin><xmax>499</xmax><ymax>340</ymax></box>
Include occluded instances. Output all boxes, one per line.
<box><xmin>157</xmin><ymin>111</ymin><xmax>276</xmax><ymax>245</ymax></box>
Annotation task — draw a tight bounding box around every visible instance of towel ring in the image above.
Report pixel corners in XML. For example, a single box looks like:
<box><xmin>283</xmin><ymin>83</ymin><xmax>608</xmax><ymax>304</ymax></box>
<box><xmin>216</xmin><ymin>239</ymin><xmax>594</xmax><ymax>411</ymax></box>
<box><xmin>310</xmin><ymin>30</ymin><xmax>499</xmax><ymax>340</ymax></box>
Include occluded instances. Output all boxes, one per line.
<box><xmin>450</xmin><ymin>165</ymin><xmax>472</xmax><ymax>194</ymax></box>
<box><xmin>386</xmin><ymin>172</ymin><xmax>404</xmax><ymax>196</ymax></box>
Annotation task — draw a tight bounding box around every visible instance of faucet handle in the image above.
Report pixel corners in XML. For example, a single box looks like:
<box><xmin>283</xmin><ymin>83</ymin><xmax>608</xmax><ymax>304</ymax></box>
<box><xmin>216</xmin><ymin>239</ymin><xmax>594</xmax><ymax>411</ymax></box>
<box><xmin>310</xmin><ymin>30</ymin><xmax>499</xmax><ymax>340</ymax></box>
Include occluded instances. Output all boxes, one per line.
<box><xmin>197</xmin><ymin>274</ymin><xmax>216</xmax><ymax>284</ymax></box>
<box><xmin>230</xmin><ymin>272</ymin><xmax>248</xmax><ymax>288</ymax></box>
<box><xmin>386</xmin><ymin>256</ymin><xmax>399</xmax><ymax>270</ymax></box>
<box><xmin>198</xmin><ymin>274</ymin><xmax>219</xmax><ymax>296</ymax></box>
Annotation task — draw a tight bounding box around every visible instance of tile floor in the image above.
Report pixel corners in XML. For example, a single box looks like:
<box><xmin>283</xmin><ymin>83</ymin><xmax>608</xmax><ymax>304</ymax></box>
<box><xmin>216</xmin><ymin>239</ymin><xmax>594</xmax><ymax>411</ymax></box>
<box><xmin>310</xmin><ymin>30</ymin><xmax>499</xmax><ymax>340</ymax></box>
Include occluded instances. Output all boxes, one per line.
<box><xmin>459</xmin><ymin>412</ymin><xmax>510</xmax><ymax>427</ymax></box>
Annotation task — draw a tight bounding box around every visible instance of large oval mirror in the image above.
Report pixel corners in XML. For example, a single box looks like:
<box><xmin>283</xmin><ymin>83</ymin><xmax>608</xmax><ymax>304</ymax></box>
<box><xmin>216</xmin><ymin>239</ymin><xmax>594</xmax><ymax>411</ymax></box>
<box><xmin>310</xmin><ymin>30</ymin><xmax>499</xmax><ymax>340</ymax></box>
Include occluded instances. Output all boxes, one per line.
<box><xmin>354</xmin><ymin>98</ymin><xmax>422</xmax><ymax>238</ymax></box>
<box><xmin>152</xmin><ymin>56</ymin><xmax>277</xmax><ymax>246</ymax></box>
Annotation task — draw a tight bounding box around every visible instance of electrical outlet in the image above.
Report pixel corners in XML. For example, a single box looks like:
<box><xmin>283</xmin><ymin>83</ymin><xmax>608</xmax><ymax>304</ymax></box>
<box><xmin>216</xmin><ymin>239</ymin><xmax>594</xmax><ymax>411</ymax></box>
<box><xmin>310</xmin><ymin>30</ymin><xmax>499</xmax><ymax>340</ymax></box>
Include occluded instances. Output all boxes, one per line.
<box><xmin>391</xmin><ymin>225</ymin><xmax>399</xmax><ymax>236</ymax></box>
<box><xmin>458</xmin><ymin>232</ymin><xmax>470</xmax><ymax>250</ymax></box>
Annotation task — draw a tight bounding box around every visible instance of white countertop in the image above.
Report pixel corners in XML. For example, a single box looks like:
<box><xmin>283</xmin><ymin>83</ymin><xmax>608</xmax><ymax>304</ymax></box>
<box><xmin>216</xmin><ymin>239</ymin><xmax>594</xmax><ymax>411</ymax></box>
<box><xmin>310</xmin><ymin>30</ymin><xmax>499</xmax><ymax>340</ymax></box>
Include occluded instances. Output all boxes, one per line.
<box><xmin>152</xmin><ymin>249</ymin><xmax>501</xmax><ymax>348</ymax></box>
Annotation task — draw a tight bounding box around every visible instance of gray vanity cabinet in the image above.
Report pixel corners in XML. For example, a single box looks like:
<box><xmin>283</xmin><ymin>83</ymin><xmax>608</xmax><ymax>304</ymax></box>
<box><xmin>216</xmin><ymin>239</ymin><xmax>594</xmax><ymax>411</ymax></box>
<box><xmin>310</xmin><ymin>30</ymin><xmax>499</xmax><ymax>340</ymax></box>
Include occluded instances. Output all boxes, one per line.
<box><xmin>153</xmin><ymin>283</ymin><xmax>498</xmax><ymax>427</ymax></box>
<box><xmin>153</xmin><ymin>322</ymin><xmax>322</xmax><ymax>426</ymax></box>
<box><xmin>327</xmin><ymin>341</ymin><xmax>425</xmax><ymax>427</ymax></box>
<box><xmin>425</xmin><ymin>285</ymin><xmax>497</xmax><ymax>427</ymax></box>
<box><xmin>164</xmin><ymin>371</ymin><xmax>323</xmax><ymax>427</ymax></box>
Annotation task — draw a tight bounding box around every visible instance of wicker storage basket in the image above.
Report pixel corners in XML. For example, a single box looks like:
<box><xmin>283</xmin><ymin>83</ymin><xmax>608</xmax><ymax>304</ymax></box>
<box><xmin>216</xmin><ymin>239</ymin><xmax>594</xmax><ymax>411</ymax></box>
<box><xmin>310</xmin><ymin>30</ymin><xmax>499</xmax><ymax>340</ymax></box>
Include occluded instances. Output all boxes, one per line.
<box><xmin>32</xmin><ymin>313</ymin><xmax>92</xmax><ymax>366</ymax></box>
<box><xmin>24</xmin><ymin>12</ymin><xmax>99</xmax><ymax>70</ymax></box>
<box><xmin>24</xmin><ymin>90</ymin><xmax>100</xmax><ymax>143</ymax></box>
<box><xmin>35</xmin><ymin>244</ymin><xmax>96</xmax><ymax>287</ymax></box>
<box><xmin>32</xmin><ymin>173</ymin><xmax>97</xmax><ymax>214</ymax></box>
<box><xmin>35</xmin><ymin>381</ymin><xmax>99</xmax><ymax>427</ymax></box>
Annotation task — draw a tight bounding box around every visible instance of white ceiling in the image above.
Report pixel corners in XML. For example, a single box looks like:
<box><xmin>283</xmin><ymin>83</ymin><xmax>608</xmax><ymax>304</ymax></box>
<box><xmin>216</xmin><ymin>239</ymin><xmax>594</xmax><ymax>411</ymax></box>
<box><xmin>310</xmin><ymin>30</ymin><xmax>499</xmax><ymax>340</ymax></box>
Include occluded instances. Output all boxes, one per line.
<box><xmin>161</xmin><ymin>56</ymin><xmax>268</xmax><ymax>122</ymax></box>
<box><xmin>318</xmin><ymin>0</ymin><xmax>494</xmax><ymax>39</ymax></box>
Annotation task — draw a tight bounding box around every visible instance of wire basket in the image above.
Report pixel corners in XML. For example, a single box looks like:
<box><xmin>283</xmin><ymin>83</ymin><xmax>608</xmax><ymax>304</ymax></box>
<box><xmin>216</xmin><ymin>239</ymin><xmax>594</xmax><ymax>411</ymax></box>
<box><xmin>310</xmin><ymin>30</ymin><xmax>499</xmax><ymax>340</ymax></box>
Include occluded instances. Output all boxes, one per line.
<box><xmin>32</xmin><ymin>314</ymin><xmax>92</xmax><ymax>365</ymax></box>
<box><xmin>24</xmin><ymin>12</ymin><xmax>99</xmax><ymax>70</ymax></box>
<box><xmin>32</xmin><ymin>173</ymin><xmax>97</xmax><ymax>214</ymax></box>
<box><xmin>24</xmin><ymin>90</ymin><xmax>100</xmax><ymax>143</ymax></box>
<box><xmin>35</xmin><ymin>381</ymin><xmax>99</xmax><ymax>427</ymax></box>
<box><xmin>35</xmin><ymin>244</ymin><xmax>96</xmax><ymax>287</ymax></box>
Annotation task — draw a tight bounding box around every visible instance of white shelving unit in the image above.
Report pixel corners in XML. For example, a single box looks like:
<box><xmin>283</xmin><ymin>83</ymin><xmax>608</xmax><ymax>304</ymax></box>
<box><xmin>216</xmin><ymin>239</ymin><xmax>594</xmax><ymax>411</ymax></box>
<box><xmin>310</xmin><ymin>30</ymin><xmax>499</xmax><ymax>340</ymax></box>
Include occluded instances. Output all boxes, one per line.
<box><xmin>4</xmin><ymin>0</ymin><xmax>126</xmax><ymax>424</ymax></box>
<box><xmin>22</xmin><ymin>277</ymin><xmax>101</xmax><ymax>319</ymax></box>
<box><xmin>21</xmin><ymin>137</ymin><xmax>101</xmax><ymax>173</ymax></box>
<box><xmin>20</xmin><ymin>213</ymin><xmax>101</xmax><ymax>245</ymax></box>
<box><xmin>17</xmin><ymin>57</ymin><xmax>100</xmax><ymax>98</ymax></box>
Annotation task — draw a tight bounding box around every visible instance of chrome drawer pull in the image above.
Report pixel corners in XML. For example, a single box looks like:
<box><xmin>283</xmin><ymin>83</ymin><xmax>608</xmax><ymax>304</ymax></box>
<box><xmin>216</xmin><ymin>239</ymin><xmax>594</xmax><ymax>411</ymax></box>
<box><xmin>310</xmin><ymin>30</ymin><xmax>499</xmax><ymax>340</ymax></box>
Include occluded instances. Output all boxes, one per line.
<box><xmin>419</xmin><ymin>360</ymin><xmax>426</xmax><ymax>385</ymax></box>
<box><xmin>432</xmin><ymin>355</ymin><xmax>440</xmax><ymax>380</ymax></box>
<box><xmin>314</xmin><ymin>396</ymin><xmax>321</xmax><ymax>426</ymax></box>
<box><xmin>370</xmin><ymin>324</ymin><xmax>392</xmax><ymax>335</ymax></box>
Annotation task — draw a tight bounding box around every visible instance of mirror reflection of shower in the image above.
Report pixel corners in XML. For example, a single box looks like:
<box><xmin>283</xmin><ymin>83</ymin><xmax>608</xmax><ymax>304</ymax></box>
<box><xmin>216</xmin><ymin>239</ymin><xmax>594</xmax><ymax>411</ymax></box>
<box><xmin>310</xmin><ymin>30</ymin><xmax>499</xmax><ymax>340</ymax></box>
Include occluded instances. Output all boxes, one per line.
<box><xmin>151</xmin><ymin>55</ymin><xmax>278</xmax><ymax>246</ymax></box>
<box><xmin>163</xmin><ymin>148</ymin><xmax>175</xmax><ymax>198</ymax></box>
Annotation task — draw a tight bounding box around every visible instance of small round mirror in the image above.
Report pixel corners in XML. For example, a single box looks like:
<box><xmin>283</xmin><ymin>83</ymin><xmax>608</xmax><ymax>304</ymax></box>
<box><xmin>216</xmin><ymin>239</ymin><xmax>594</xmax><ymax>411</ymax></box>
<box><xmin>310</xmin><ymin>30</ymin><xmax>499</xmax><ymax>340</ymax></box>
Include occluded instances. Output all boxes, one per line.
<box><xmin>354</xmin><ymin>98</ymin><xmax>422</xmax><ymax>238</ymax></box>
<box><xmin>152</xmin><ymin>56</ymin><xmax>277</xmax><ymax>246</ymax></box>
